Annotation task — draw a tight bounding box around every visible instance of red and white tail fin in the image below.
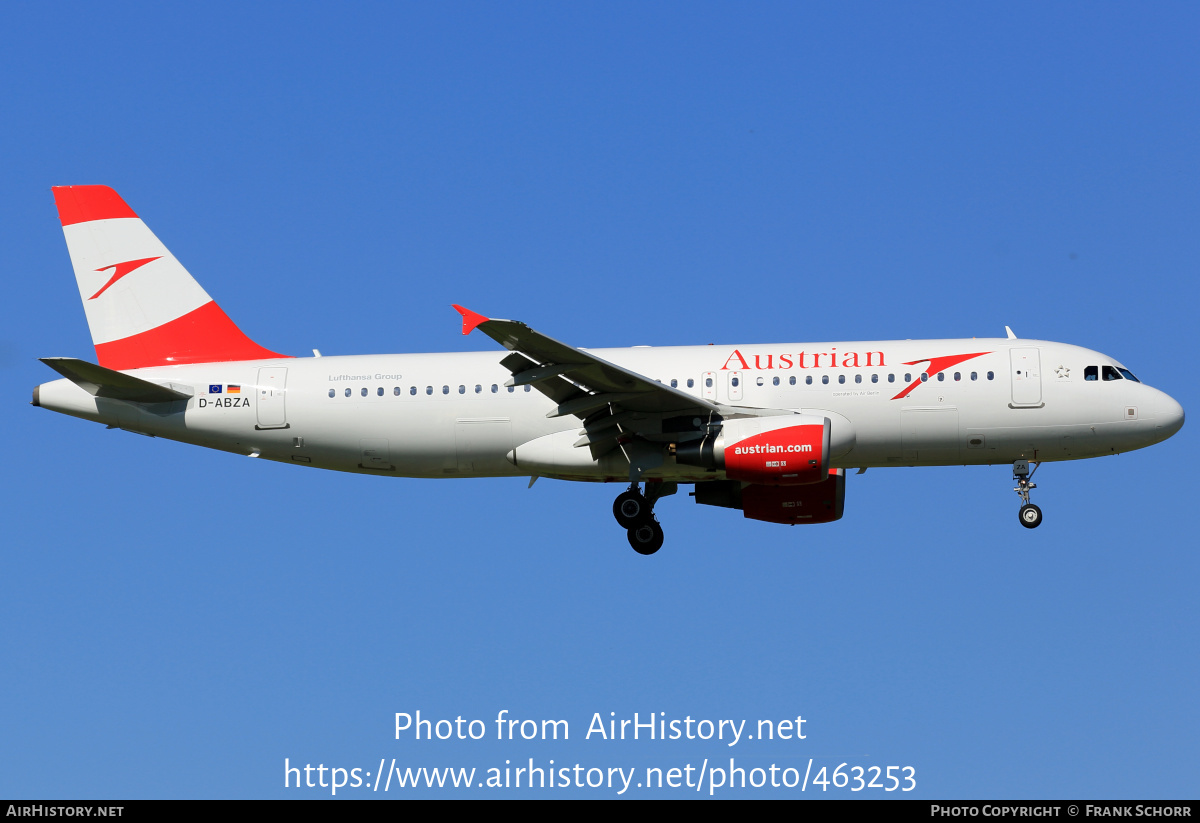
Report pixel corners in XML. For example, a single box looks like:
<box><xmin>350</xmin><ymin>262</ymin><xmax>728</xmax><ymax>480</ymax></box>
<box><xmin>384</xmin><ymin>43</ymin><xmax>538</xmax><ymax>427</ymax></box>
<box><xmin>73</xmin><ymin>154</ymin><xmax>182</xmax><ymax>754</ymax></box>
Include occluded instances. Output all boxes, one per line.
<box><xmin>52</xmin><ymin>186</ymin><xmax>287</xmax><ymax>371</ymax></box>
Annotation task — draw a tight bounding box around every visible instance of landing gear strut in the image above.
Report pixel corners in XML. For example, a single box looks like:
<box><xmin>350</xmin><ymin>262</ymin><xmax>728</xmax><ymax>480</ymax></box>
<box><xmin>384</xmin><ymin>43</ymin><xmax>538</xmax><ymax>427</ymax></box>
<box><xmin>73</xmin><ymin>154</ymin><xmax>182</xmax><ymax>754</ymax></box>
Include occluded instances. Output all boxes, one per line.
<box><xmin>613</xmin><ymin>482</ymin><xmax>671</xmax><ymax>554</ymax></box>
<box><xmin>1013</xmin><ymin>459</ymin><xmax>1043</xmax><ymax>529</ymax></box>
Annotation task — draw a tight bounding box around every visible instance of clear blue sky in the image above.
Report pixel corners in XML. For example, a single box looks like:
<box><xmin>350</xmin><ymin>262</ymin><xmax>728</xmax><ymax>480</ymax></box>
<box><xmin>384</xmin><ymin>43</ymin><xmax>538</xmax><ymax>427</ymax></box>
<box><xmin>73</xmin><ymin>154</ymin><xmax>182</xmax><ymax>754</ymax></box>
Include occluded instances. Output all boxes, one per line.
<box><xmin>2</xmin><ymin>1</ymin><xmax>1196</xmax><ymax>798</ymax></box>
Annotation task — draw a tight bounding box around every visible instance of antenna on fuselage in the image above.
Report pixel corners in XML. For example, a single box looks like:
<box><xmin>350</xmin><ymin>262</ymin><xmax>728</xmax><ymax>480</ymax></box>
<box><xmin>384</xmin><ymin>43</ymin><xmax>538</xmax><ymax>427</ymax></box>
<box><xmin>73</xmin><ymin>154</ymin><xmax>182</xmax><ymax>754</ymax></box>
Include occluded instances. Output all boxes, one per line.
<box><xmin>1005</xmin><ymin>326</ymin><xmax>1017</xmax><ymax>339</ymax></box>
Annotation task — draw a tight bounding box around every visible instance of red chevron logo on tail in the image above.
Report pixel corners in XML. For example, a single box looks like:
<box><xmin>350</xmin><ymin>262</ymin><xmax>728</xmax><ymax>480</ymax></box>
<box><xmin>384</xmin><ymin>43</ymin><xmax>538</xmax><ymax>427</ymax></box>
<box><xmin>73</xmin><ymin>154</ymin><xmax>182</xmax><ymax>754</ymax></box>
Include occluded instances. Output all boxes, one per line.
<box><xmin>89</xmin><ymin>257</ymin><xmax>161</xmax><ymax>300</ymax></box>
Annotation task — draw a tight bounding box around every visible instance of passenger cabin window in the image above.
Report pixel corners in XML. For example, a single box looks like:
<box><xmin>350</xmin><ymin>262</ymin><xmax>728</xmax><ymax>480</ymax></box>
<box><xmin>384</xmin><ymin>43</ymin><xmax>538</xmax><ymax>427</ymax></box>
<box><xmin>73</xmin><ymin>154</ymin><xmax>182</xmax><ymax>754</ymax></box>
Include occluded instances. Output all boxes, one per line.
<box><xmin>871</xmin><ymin>374</ymin><xmax>878</xmax><ymax>383</ymax></box>
<box><xmin>838</xmin><ymin>375</ymin><xmax>845</xmax><ymax>384</ymax></box>
<box><xmin>854</xmin><ymin>374</ymin><xmax>862</xmax><ymax>384</ymax></box>
<box><xmin>790</xmin><ymin>376</ymin><xmax>796</xmax><ymax>385</ymax></box>
<box><xmin>345</xmin><ymin>388</ymin><xmax>351</xmax><ymax>397</ymax></box>
<box><xmin>687</xmin><ymin>378</ymin><xmax>694</xmax><ymax>388</ymax></box>
<box><xmin>954</xmin><ymin>372</ymin><xmax>961</xmax><ymax>381</ymax></box>
<box><xmin>361</xmin><ymin>388</ymin><xmax>368</xmax><ymax>397</ymax></box>
<box><xmin>394</xmin><ymin>387</ymin><xmax>401</xmax><ymax>396</ymax></box>
<box><xmin>806</xmin><ymin>376</ymin><xmax>812</xmax><ymax>385</ymax></box>
<box><xmin>410</xmin><ymin>386</ymin><xmax>417</xmax><ymax>395</ymax></box>
<box><xmin>987</xmin><ymin>371</ymin><xmax>994</xmax><ymax>380</ymax></box>
<box><xmin>971</xmin><ymin>372</ymin><xmax>978</xmax><ymax>381</ymax></box>
<box><xmin>491</xmin><ymin>384</ymin><xmax>498</xmax><ymax>393</ymax></box>
<box><xmin>773</xmin><ymin>376</ymin><xmax>780</xmax><ymax>386</ymax></box>
<box><xmin>888</xmin><ymin>374</ymin><xmax>895</xmax><ymax>383</ymax></box>
<box><xmin>670</xmin><ymin>379</ymin><xmax>678</xmax><ymax>388</ymax></box>
<box><xmin>328</xmin><ymin>389</ymin><xmax>335</xmax><ymax>398</ymax></box>
<box><xmin>426</xmin><ymin>386</ymin><xmax>433</xmax><ymax>395</ymax></box>
<box><xmin>822</xmin><ymin>375</ymin><xmax>829</xmax><ymax>385</ymax></box>
<box><xmin>756</xmin><ymin>376</ymin><xmax>764</xmax><ymax>387</ymax></box>
<box><xmin>377</xmin><ymin>387</ymin><xmax>384</xmax><ymax>396</ymax></box>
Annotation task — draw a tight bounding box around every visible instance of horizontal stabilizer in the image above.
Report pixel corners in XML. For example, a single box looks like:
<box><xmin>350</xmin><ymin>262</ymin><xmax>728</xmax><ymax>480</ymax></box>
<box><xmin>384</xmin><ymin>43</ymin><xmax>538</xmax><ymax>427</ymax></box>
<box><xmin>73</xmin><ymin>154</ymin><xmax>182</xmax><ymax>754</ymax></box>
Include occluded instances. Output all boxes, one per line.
<box><xmin>39</xmin><ymin>357</ymin><xmax>193</xmax><ymax>403</ymax></box>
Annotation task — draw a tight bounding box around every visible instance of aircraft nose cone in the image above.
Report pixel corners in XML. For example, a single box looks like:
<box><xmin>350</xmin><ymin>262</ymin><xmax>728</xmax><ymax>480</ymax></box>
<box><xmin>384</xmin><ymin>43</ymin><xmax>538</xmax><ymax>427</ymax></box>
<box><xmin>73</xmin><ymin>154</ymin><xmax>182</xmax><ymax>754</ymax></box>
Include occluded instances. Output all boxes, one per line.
<box><xmin>1156</xmin><ymin>393</ymin><xmax>1185</xmax><ymax>439</ymax></box>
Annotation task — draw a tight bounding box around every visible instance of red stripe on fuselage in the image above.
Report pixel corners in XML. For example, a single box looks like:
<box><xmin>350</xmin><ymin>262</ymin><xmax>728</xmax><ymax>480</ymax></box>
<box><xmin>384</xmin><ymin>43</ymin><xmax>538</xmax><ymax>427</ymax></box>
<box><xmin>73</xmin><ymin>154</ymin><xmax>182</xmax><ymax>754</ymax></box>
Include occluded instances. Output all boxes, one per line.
<box><xmin>94</xmin><ymin>301</ymin><xmax>290</xmax><ymax>370</ymax></box>
<box><xmin>890</xmin><ymin>351</ymin><xmax>992</xmax><ymax>400</ymax></box>
<box><xmin>53</xmin><ymin>186</ymin><xmax>139</xmax><ymax>226</ymax></box>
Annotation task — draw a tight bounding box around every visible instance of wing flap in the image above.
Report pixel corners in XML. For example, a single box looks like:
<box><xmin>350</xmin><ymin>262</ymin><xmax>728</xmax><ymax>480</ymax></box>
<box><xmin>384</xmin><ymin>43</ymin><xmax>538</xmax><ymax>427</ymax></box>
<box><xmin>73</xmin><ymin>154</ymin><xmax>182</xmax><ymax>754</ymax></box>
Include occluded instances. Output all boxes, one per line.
<box><xmin>498</xmin><ymin>352</ymin><xmax>584</xmax><ymax>405</ymax></box>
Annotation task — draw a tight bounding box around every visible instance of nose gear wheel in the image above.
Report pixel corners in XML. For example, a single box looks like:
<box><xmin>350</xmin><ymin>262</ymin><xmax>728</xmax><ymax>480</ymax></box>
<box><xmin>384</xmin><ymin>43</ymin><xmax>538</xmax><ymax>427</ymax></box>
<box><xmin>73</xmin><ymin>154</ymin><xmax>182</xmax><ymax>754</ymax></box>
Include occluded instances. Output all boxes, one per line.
<box><xmin>1019</xmin><ymin>503</ymin><xmax>1043</xmax><ymax>528</ymax></box>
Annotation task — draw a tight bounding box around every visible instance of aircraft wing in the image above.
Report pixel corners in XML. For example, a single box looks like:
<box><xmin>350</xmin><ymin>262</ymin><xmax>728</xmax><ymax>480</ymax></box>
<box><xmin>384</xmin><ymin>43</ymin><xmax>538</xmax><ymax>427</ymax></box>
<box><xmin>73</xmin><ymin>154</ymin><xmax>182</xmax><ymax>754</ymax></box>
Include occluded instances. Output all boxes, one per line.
<box><xmin>454</xmin><ymin>305</ymin><xmax>723</xmax><ymax>466</ymax></box>
<box><xmin>453</xmin><ymin>305</ymin><xmax>720</xmax><ymax>420</ymax></box>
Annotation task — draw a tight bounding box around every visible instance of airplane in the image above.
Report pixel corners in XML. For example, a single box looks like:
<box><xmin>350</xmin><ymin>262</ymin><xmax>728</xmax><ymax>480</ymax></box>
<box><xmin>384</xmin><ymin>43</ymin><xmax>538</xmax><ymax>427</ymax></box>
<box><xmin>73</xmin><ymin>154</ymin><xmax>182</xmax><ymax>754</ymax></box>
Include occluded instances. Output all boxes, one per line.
<box><xmin>33</xmin><ymin>185</ymin><xmax>1186</xmax><ymax>554</ymax></box>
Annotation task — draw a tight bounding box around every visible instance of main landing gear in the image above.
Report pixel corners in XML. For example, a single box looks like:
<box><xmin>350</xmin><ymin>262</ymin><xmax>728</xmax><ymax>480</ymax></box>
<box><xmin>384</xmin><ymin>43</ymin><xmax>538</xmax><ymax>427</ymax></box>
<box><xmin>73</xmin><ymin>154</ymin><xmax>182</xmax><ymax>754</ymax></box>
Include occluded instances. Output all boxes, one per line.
<box><xmin>1013</xmin><ymin>459</ymin><xmax>1043</xmax><ymax>529</ymax></box>
<box><xmin>613</xmin><ymin>482</ymin><xmax>669</xmax><ymax>555</ymax></box>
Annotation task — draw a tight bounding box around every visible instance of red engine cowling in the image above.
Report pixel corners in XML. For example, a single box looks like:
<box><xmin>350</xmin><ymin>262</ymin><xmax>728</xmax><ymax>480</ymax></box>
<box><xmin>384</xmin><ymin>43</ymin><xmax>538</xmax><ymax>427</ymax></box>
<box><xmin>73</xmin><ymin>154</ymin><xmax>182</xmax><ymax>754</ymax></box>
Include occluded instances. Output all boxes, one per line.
<box><xmin>676</xmin><ymin>414</ymin><xmax>830</xmax><ymax>485</ymax></box>
<box><xmin>741</xmin><ymin>470</ymin><xmax>846</xmax><ymax>524</ymax></box>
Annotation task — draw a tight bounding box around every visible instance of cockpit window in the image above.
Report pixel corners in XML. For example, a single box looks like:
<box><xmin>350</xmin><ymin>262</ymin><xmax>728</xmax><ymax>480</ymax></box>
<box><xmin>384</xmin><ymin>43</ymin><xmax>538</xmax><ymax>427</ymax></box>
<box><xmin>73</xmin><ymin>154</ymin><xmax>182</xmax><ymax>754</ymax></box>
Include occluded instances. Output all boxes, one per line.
<box><xmin>1117</xmin><ymin>368</ymin><xmax>1140</xmax><ymax>383</ymax></box>
<box><xmin>1085</xmin><ymin>366</ymin><xmax>1098</xmax><ymax>381</ymax></box>
<box><xmin>1102</xmin><ymin>366</ymin><xmax>1122</xmax><ymax>381</ymax></box>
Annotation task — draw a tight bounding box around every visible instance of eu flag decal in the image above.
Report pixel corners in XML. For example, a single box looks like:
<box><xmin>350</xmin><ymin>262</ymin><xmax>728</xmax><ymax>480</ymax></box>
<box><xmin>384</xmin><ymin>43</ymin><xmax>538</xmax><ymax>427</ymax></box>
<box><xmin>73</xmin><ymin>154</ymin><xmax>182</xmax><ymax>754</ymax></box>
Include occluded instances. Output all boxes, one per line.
<box><xmin>209</xmin><ymin>384</ymin><xmax>223</xmax><ymax>394</ymax></box>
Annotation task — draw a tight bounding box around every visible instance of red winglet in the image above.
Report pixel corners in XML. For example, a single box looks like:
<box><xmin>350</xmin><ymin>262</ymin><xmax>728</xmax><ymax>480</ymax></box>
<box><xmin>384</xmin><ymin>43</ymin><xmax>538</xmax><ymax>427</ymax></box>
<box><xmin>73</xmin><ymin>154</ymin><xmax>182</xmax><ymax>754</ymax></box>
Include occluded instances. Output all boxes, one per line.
<box><xmin>53</xmin><ymin>185</ymin><xmax>139</xmax><ymax>227</ymax></box>
<box><xmin>452</xmin><ymin>304</ymin><xmax>489</xmax><ymax>335</ymax></box>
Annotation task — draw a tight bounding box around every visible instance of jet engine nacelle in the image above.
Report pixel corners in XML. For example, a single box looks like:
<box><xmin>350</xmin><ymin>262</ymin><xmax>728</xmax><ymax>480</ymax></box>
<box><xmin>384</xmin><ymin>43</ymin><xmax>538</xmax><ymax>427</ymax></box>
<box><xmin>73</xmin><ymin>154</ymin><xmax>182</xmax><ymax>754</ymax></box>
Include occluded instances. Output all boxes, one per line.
<box><xmin>693</xmin><ymin>470</ymin><xmax>847</xmax><ymax>525</ymax></box>
<box><xmin>677</xmin><ymin>414</ymin><xmax>838</xmax><ymax>485</ymax></box>
<box><xmin>742</xmin><ymin>471</ymin><xmax>846</xmax><ymax>524</ymax></box>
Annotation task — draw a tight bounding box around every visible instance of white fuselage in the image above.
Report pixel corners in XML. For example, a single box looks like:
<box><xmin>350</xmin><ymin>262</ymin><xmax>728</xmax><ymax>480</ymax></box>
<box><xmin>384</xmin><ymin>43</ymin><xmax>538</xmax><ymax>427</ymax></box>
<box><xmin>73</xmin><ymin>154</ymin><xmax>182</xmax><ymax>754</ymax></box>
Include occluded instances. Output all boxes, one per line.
<box><xmin>35</xmin><ymin>337</ymin><xmax>1184</xmax><ymax>483</ymax></box>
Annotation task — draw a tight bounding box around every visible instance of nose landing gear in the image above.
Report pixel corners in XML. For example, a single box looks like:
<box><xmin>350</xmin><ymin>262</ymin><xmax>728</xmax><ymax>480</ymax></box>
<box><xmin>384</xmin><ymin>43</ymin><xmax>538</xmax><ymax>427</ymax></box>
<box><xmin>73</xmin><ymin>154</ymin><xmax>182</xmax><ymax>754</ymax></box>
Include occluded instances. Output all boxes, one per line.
<box><xmin>613</xmin><ymin>481</ymin><xmax>673</xmax><ymax>554</ymax></box>
<box><xmin>1013</xmin><ymin>460</ymin><xmax>1043</xmax><ymax>529</ymax></box>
